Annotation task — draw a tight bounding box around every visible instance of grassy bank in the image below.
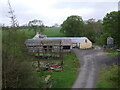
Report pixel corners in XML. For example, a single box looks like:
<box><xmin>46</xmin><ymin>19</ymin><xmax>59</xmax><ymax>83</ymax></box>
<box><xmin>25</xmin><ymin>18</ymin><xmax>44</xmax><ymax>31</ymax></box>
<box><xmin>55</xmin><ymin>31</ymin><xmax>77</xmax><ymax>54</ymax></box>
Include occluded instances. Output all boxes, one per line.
<box><xmin>97</xmin><ymin>49</ymin><xmax>120</xmax><ymax>88</ymax></box>
<box><xmin>37</xmin><ymin>53</ymin><xmax>80</xmax><ymax>88</ymax></box>
<box><xmin>104</xmin><ymin>49</ymin><xmax>120</xmax><ymax>57</ymax></box>
<box><xmin>96</xmin><ymin>64</ymin><xmax>119</xmax><ymax>88</ymax></box>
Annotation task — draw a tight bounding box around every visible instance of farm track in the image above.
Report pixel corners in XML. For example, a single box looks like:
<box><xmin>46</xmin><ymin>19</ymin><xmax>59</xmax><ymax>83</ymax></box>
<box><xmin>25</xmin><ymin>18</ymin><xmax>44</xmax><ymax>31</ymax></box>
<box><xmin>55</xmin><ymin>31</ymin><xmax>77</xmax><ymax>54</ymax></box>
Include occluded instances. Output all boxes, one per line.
<box><xmin>72</xmin><ymin>46</ymin><xmax>118</xmax><ymax>88</ymax></box>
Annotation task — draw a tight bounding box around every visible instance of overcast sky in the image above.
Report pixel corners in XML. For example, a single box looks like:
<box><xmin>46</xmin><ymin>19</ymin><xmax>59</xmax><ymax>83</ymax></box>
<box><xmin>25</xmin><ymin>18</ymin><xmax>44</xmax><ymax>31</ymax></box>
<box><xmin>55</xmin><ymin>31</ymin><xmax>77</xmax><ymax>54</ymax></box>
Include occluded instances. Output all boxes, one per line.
<box><xmin>0</xmin><ymin>0</ymin><xmax>119</xmax><ymax>26</ymax></box>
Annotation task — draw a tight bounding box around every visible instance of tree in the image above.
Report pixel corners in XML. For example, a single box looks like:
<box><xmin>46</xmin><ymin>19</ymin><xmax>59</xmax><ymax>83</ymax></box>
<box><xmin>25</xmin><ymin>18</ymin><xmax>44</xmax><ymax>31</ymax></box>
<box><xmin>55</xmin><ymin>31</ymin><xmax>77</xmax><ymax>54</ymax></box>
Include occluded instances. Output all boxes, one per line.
<box><xmin>28</xmin><ymin>19</ymin><xmax>44</xmax><ymax>35</ymax></box>
<box><xmin>2</xmin><ymin>31</ymin><xmax>39</xmax><ymax>88</ymax></box>
<box><xmin>84</xmin><ymin>18</ymin><xmax>102</xmax><ymax>43</ymax></box>
<box><xmin>60</xmin><ymin>15</ymin><xmax>84</xmax><ymax>37</ymax></box>
<box><xmin>102</xmin><ymin>11</ymin><xmax>120</xmax><ymax>47</ymax></box>
<box><xmin>2</xmin><ymin>0</ymin><xmax>39</xmax><ymax>88</ymax></box>
<box><xmin>8</xmin><ymin>0</ymin><xmax>19</xmax><ymax>28</ymax></box>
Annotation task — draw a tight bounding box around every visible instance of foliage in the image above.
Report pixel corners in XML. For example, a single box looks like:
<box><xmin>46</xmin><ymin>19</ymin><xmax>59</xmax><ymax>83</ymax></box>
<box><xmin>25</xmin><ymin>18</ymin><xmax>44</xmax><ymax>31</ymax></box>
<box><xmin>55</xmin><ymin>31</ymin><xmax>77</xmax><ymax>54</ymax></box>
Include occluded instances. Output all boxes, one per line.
<box><xmin>28</xmin><ymin>19</ymin><xmax>44</xmax><ymax>35</ymax></box>
<box><xmin>97</xmin><ymin>33</ymin><xmax>110</xmax><ymax>45</ymax></box>
<box><xmin>2</xmin><ymin>1</ymin><xmax>39</xmax><ymax>87</ymax></box>
<box><xmin>84</xmin><ymin>18</ymin><xmax>102</xmax><ymax>43</ymax></box>
<box><xmin>60</xmin><ymin>15</ymin><xmax>84</xmax><ymax>37</ymax></box>
<box><xmin>37</xmin><ymin>53</ymin><xmax>80</xmax><ymax>88</ymax></box>
<box><xmin>96</xmin><ymin>64</ymin><xmax>120</xmax><ymax>88</ymax></box>
<box><xmin>2</xmin><ymin>29</ymin><xmax>39</xmax><ymax>88</ymax></box>
<box><xmin>102</xmin><ymin>11</ymin><xmax>120</xmax><ymax>47</ymax></box>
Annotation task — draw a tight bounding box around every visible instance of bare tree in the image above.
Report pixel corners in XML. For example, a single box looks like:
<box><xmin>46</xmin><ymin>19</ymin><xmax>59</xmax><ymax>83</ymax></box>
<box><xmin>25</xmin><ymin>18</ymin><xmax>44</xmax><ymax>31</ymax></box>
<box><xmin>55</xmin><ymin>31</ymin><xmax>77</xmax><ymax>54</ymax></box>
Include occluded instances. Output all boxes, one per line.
<box><xmin>8</xmin><ymin>0</ymin><xmax>19</xmax><ymax>27</ymax></box>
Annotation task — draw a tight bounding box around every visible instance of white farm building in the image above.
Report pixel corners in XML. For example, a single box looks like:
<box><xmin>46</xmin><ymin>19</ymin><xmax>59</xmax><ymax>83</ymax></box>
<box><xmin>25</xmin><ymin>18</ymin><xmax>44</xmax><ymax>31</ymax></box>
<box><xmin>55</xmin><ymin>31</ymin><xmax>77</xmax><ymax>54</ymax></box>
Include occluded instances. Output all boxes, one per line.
<box><xmin>38</xmin><ymin>37</ymin><xmax>92</xmax><ymax>49</ymax></box>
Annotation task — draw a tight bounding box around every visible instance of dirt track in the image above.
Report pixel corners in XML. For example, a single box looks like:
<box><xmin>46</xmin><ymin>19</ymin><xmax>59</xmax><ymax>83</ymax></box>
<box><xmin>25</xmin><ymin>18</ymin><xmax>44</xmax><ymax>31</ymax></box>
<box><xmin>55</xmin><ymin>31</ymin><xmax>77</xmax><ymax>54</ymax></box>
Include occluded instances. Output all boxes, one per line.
<box><xmin>72</xmin><ymin>46</ymin><xmax>118</xmax><ymax>88</ymax></box>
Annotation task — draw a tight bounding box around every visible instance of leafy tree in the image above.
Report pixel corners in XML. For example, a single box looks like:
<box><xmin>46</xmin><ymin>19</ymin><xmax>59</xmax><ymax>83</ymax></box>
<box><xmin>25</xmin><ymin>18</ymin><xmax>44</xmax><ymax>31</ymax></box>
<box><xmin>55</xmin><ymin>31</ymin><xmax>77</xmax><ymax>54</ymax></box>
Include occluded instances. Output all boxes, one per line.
<box><xmin>102</xmin><ymin>11</ymin><xmax>120</xmax><ymax>47</ymax></box>
<box><xmin>2</xmin><ymin>31</ymin><xmax>39</xmax><ymax>88</ymax></box>
<box><xmin>98</xmin><ymin>33</ymin><xmax>111</xmax><ymax>45</ymax></box>
<box><xmin>28</xmin><ymin>19</ymin><xmax>44</xmax><ymax>35</ymax></box>
<box><xmin>60</xmin><ymin>15</ymin><xmax>84</xmax><ymax>37</ymax></box>
<box><xmin>84</xmin><ymin>18</ymin><xmax>102</xmax><ymax>43</ymax></box>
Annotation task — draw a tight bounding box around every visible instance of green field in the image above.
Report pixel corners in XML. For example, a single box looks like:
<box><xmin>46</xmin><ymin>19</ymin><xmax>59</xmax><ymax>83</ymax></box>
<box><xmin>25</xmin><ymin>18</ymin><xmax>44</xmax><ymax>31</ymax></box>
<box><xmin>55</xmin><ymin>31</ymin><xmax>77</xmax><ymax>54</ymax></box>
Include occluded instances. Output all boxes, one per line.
<box><xmin>43</xmin><ymin>27</ymin><xmax>65</xmax><ymax>37</ymax></box>
<box><xmin>20</xmin><ymin>27</ymin><xmax>65</xmax><ymax>38</ymax></box>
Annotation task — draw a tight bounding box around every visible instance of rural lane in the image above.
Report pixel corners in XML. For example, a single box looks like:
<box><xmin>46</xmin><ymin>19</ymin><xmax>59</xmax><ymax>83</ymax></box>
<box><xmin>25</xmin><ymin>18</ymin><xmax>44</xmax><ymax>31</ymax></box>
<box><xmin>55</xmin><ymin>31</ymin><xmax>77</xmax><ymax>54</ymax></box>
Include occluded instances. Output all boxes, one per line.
<box><xmin>72</xmin><ymin>46</ymin><xmax>117</xmax><ymax>88</ymax></box>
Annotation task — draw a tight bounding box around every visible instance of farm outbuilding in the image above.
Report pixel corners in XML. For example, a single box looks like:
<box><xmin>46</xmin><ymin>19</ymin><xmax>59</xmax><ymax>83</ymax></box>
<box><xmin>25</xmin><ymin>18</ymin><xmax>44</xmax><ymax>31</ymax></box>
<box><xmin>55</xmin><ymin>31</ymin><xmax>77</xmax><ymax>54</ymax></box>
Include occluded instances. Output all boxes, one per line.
<box><xmin>29</xmin><ymin>33</ymin><xmax>92</xmax><ymax>49</ymax></box>
<box><xmin>25</xmin><ymin>38</ymin><xmax>72</xmax><ymax>53</ymax></box>
<box><xmin>25</xmin><ymin>34</ymin><xmax>92</xmax><ymax>58</ymax></box>
<box><xmin>25</xmin><ymin>37</ymin><xmax>92</xmax><ymax>51</ymax></box>
<box><xmin>24</xmin><ymin>33</ymin><xmax>92</xmax><ymax>57</ymax></box>
<box><xmin>70</xmin><ymin>37</ymin><xmax>92</xmax><ymax>49</ymax></box>
<box><xmin>39</xmin><ymin>37</ymin><xmax>92</xmax><ymax>49</ymax></box>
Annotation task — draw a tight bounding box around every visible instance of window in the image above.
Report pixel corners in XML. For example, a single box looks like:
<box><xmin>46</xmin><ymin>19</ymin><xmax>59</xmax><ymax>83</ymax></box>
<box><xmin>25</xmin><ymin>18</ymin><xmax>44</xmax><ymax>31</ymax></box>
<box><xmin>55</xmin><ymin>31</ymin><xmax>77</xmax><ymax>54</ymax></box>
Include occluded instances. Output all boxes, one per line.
<box><xmin>63</xmin><ymin>46</ymin><xmax>70</xmax><ymax>49</ymax></box>
<box><xmin>85</xmin><ymin>39</ymin><xmax>87</xmax><ymax>43</ymax></box>
<box><xmin>43</xmin><ymin>46</ymin><xmax>47</xmax><ymax>51</ymax></box>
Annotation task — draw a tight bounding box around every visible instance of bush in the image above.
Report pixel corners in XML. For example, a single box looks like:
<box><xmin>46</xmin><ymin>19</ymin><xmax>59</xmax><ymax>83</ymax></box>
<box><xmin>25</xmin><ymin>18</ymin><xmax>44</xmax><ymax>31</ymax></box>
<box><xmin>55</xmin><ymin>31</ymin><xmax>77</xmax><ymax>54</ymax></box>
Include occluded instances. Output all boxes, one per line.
<box><xmin>2</xmin><ymin>29</ymin><xmax>39</xmax><ymax>88</ymax></box>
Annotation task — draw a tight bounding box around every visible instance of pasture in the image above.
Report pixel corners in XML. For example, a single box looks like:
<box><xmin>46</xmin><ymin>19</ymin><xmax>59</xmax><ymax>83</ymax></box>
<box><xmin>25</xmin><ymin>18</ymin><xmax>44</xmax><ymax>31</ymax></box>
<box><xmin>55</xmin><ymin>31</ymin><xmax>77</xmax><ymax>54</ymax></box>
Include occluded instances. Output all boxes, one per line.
<box><xmin>20</xmin><ymin>27</ymin><xmax>65</xmax><ymax>38</ymax></box>
<box><xmin>43</xmin><ymin>27</ymin><xmax>65</xmax><ymax>37</ymax></box>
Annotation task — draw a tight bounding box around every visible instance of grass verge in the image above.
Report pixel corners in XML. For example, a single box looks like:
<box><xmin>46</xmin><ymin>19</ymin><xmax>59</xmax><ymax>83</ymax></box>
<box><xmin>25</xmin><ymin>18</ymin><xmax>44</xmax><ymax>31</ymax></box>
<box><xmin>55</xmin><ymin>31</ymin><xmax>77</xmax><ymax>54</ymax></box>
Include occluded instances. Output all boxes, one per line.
<box><xmin>37</xmin><ymin>52</ymin><xmax>80</xmax><ymax>88</ymax></box>
<box><xmin>96</xmin><ymin>64</ymin><xmax>119</xmax><ymax>88</ymax></box>
<box><xmin>104</xmin><ymin>49</ymin><xmax>120</xmax><ymax>57</ymax></box>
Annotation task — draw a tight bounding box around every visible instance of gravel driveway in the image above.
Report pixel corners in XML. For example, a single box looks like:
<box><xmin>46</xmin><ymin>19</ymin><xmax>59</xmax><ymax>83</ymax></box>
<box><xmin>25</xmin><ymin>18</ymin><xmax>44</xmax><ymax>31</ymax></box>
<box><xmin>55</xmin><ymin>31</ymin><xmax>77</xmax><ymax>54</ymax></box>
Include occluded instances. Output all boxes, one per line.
<box><xmin>72</xmin><ymin>46</ymin><xmax>117</xmax><ymax>88</ymax></box>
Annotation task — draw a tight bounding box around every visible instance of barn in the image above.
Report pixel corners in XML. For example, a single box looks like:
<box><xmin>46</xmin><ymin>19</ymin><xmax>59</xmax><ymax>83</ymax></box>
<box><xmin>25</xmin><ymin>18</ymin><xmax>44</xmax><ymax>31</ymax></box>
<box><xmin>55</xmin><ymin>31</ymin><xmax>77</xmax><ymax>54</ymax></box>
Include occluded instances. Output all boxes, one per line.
<box><xmin>25</xmin><ymin>38</ymin><xmax>72</xmax><ymax>53</ymax></box>
<box><xmin>38</xmin><ymin>37</ymin><xmax>92</xmax><ymax>49</ymax></box>
<box><xmin>25</xmin><ymin>34</ymin><xmax>92</xmax><ymax>59</ymax></box>
<box><xmin>70</xmin><ymin>37</ymin><xmax>92</xmax><ymax>49</ymax></box>
<box><xmin>25</xmin><ymin>37</ymin><xmax>92</xmax><ymax>51</ymax></box>
<box><xmin>25</xmin><ymin>33</ymin><xmax>92</xmax><ymax>54</ymax></box>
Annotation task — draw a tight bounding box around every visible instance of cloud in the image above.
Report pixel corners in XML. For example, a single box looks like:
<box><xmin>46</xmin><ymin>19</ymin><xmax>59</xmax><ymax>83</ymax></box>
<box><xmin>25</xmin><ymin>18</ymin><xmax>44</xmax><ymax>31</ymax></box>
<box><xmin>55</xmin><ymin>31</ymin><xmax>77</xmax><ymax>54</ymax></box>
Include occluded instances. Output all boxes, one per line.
<box><xmin>0</xmin><ymin>0</ymin><xmax>118</xmax><ymax>26</ymax></box>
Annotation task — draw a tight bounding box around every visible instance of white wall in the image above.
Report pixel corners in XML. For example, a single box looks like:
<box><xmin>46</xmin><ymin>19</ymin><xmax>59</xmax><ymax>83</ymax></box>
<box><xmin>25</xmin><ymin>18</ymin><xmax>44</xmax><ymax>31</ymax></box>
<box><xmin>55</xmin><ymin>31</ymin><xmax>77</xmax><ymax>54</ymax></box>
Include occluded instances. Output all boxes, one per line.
<box><xmin>79</xmin><ymin>38</ymin><xmax>92</xmax><ymax>49</ymax></box>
